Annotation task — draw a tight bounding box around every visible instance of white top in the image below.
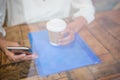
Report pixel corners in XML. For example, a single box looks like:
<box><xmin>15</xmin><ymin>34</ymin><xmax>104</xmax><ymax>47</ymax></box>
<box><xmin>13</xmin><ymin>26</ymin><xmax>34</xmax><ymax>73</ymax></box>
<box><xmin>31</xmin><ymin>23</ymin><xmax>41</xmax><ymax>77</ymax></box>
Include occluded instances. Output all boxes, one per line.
<box><xmin>0</xmin><ymin>0</ymin><xmax>95</xmax><ymax>36</ymax></box>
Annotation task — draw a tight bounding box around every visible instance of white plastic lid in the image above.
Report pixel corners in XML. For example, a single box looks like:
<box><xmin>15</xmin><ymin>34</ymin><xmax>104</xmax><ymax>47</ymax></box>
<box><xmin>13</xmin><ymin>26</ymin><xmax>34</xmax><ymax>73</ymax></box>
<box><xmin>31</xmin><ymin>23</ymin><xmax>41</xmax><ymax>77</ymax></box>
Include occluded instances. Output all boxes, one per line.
<box><xmin>46</xmin><ymin>19</ymin><xmax>67</xmax><ymax>32</ymax></box>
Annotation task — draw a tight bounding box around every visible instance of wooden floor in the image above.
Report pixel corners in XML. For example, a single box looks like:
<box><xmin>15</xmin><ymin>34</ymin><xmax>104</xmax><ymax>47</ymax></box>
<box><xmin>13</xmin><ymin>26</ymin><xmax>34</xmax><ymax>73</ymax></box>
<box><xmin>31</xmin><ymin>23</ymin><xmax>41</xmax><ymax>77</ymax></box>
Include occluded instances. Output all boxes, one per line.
<box><xmin>0</xmin><ymin>10</ymin><xmax>120</xmax><ymax>80</ymax></box>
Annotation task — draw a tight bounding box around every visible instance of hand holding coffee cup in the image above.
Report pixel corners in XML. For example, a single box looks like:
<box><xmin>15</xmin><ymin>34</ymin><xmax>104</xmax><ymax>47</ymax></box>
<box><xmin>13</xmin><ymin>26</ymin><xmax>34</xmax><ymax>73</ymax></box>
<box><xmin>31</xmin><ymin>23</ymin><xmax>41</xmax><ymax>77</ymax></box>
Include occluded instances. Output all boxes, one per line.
<box><xmin>46</xmin><ymin>19</ymin><xmax>67</xmax><ymax>46</ymax></box>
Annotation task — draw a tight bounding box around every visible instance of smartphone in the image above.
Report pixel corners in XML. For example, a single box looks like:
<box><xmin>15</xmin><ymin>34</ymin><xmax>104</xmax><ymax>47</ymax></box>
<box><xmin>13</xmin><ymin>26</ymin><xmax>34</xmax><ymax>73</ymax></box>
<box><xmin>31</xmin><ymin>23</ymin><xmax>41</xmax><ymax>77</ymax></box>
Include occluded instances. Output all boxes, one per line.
<box><xmin>7</xmin><ymin>46</ymin><xmax>32</xmax><ymax>55</ymax></box>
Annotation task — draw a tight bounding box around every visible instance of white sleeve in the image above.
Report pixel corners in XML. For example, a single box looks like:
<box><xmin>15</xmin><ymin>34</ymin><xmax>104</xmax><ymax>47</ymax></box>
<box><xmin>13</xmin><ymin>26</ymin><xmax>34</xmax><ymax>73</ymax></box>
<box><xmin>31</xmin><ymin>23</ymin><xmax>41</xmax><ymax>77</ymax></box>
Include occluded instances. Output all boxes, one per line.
<box><xmin>72</xmin><ymin>0</ymin><xmax>95</xmax><ymax>24</ymax></box>
<box><xmin>0</xmin><ymin>0</ymin><xmax>6</xmax><ymax>37</ymax></box>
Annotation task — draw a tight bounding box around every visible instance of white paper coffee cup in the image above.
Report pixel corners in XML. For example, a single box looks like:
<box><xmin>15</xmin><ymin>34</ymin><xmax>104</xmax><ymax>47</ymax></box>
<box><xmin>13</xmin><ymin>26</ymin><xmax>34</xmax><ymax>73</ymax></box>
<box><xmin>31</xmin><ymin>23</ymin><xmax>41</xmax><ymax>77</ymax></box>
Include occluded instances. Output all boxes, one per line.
<box><xmin>46</xmin><ymin>19</ymin><xmax>67</xmax><ymax>46</ymax></box>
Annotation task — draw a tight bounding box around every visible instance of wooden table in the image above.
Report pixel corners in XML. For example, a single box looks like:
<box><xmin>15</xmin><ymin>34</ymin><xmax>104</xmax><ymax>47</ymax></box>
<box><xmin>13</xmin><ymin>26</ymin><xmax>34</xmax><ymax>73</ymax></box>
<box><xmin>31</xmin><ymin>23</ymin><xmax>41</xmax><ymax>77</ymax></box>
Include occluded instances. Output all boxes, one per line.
<box><xmin>0</xmin><ymin>10</ymin><xmax>120</xmax><ymax>80</ymax></box>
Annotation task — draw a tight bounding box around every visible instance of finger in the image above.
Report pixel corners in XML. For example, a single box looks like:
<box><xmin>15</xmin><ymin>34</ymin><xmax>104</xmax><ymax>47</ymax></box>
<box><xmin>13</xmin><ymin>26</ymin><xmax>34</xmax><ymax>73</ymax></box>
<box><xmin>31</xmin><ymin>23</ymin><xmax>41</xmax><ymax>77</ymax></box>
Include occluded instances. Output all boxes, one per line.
<box><xmin>25</xmin><ymin>51</ymin><xmax>32</xmax><ymax>55</ymax></box>
<box><xmin>60</xmin><ymin>37</ymin><xmax>74</xmax><ymax>45</ymax></box>
<box><xmin>61</xmin><ymin>25</ymin><xmax>74</xmax><ymax>37</ymax></box>
<box><xmin>8</xmin><ymin>57</ymin><xmax>15</xmax><ymax>62</ymax></box>
<box><xmin>5</xmin><ymin>49</ymin><xmax>23</xmax><ymax>62</ymax></box>
<box><xmin>5</xmin><ymin>50</ymin><xmax>16</xmax><ymax>61</ymax></box>
<box><xmin>13</xmin><ymin>50</ymin><xmax>26</xmax><ymax>55</ymax></box>
<box><xmin>13</xmin><ymin>42</ymin><xmax>20</xmax><ymax>46</ymax></box>
<box><xmin>8</xmin><ymin>41</ymin><xmax>20</xmax><ymax>46</ymax></box>
<box><xmin>59</xmin><ymin>33</ymin><xmax>74</xmax><ymax>45</ymax></box>
<box><xmin>61</xmin><ymin>28</ymin><xmax>70</xmax><ymax>36</ymax></box>
<box><xmin>59</xmin><ymin>29</ymin><xmax>74</xmax><ymax>45</ymax></box>
<box><xmin>14</xmin><ymin>54</ymin><xmax>26</xmax><ymax>61</ymax></box>
<box><xmin>22</xmin><ymin>54</ymin><xmax>38</xmax><ymax>60</ymax></box>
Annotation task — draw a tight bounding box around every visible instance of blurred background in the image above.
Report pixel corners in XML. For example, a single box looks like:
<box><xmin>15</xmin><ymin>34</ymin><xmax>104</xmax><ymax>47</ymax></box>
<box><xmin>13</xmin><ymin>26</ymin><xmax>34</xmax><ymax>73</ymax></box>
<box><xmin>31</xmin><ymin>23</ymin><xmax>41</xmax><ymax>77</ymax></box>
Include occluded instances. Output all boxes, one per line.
<box><xmin>93</xmin><ymin>0</ymin><xmax>120</xmax><ymax>12</ymax></box>
<box><xmin>3</xmin><ymin>0</ymin><xmax>120</xmax><ymax>27</ymax></box>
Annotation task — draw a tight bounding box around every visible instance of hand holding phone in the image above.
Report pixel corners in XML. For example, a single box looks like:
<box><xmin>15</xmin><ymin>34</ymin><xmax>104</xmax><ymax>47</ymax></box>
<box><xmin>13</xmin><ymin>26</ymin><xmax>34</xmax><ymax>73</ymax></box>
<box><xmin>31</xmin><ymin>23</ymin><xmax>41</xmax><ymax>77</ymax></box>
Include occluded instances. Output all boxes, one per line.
<box><xmin>7</xmin><ymin>46</ymin><xmax>32</xmax><ymax>55</ymax></box>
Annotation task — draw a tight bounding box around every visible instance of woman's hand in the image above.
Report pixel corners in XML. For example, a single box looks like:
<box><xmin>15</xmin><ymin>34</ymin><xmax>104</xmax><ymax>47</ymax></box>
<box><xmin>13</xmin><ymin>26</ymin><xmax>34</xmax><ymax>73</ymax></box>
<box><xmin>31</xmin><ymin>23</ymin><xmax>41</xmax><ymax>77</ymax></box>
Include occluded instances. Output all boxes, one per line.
<box><xmin>0</xmin><ymin>39</ymin><xmax>37</xmax><ymax>62</ymax></box>
<box><xmin>58</xmin><ymin>16</ymin><xmax>87</xmax><ymax>45</ymax></box>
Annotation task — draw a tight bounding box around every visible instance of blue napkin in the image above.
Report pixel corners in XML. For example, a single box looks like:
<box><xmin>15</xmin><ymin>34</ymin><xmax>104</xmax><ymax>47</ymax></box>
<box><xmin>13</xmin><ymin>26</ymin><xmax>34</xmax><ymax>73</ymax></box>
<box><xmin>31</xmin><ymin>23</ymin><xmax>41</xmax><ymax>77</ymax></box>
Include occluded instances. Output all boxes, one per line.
<box><xmin>28</xmin><ymin>30</ymin><xmax>101</xmax><ymax>77</ymax></box>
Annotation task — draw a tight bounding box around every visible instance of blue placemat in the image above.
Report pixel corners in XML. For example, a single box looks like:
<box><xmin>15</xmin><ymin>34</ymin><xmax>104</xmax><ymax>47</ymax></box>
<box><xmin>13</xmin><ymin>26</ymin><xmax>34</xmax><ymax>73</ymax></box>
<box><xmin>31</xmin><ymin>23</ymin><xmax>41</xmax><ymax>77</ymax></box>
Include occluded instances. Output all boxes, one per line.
<box><xmin>28</xmin><ymin>30</ymin><xmax>101</xmax><ymax>77</ymax></box>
